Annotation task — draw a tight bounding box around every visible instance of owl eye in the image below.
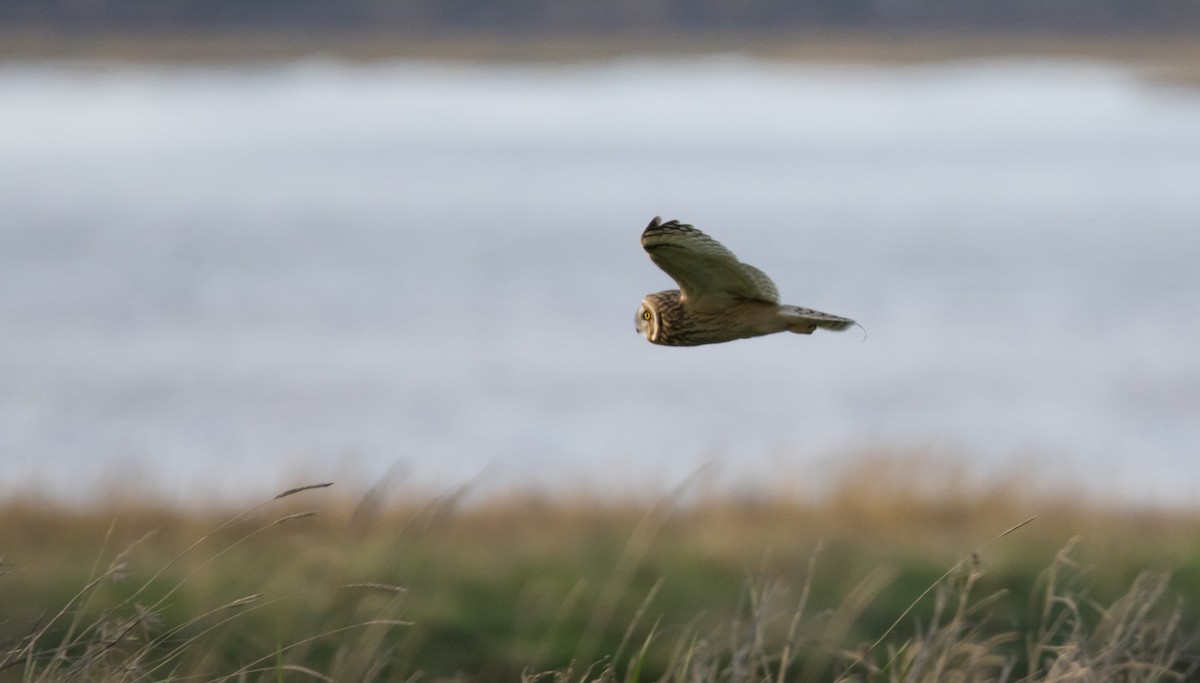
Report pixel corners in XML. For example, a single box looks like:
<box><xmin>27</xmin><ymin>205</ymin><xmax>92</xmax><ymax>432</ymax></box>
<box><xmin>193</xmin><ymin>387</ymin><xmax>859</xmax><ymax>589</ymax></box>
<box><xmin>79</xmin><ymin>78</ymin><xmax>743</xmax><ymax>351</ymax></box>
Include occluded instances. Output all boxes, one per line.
<box><xmin>642</xmin><ymin>310</ymin><xmax>652</xmax><ymax>321</ymax></box>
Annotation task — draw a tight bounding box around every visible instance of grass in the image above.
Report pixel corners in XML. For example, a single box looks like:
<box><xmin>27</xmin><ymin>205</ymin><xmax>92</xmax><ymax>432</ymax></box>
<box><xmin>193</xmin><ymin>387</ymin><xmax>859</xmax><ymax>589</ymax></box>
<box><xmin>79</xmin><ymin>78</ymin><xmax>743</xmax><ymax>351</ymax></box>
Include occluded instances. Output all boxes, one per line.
<box><xmin>3</xmin><ymin>453</ymin><xmax>1200</xmax><ymax>681</ymax></box>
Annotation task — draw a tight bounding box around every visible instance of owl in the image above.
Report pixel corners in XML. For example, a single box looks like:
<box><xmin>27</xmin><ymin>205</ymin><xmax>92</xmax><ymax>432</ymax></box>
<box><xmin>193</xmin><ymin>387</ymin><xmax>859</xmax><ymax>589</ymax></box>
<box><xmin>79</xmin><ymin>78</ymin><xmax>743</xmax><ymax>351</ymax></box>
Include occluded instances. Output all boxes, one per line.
<box><xmin>636</xmin><ymin>217</ymin><xmax>856</xmax><ymax>346</ymax></box>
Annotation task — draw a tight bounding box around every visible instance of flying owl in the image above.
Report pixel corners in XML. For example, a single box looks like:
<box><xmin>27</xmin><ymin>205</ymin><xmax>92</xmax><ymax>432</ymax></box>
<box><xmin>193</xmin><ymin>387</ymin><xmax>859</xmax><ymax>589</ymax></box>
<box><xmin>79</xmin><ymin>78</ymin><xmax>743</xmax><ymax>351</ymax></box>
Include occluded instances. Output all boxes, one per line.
<box><xmin>636</xmin><ymin>217</ymin><xmax>856</xmax><ymax>346</ymax></box>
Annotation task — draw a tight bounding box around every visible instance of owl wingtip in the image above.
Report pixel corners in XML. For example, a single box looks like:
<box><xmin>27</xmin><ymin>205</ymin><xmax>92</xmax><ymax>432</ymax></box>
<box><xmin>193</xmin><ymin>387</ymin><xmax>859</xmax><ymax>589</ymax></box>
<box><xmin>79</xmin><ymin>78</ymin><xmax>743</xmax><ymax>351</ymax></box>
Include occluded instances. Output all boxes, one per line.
<box><xmin>645</xmin><ymin>216</ymin><xmax>691</xmax><ymax>235</ymax></box>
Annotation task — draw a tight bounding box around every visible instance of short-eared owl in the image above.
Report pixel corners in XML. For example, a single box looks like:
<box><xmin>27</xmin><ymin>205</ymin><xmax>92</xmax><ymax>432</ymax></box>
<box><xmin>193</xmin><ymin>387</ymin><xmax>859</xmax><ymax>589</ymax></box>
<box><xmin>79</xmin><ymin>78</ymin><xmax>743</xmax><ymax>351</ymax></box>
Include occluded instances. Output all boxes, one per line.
<box><xmin>636</xmin><ymin>217</ymin><xmax>856</xmax><ymax>346</ymax></box>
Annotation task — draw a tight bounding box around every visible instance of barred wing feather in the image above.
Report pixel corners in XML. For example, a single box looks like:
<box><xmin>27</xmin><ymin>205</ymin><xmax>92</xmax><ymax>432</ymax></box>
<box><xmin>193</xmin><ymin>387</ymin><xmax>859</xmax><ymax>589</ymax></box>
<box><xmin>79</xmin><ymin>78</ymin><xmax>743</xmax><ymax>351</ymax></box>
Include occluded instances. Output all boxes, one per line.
<box><xmin>641</xmin><ymin>217</ymin><xmax>780</xmax><ymax>310</ymax></box>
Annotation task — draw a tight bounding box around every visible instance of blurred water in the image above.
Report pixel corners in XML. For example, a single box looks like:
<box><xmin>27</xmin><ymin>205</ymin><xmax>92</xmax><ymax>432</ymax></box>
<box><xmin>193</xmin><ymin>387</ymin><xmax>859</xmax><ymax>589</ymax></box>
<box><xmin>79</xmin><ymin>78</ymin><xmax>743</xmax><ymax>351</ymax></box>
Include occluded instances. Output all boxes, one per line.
<box><xmin>1</xmin><ymin>56</ymin><xmax>1198</xmax><ymax>504</ymax></box>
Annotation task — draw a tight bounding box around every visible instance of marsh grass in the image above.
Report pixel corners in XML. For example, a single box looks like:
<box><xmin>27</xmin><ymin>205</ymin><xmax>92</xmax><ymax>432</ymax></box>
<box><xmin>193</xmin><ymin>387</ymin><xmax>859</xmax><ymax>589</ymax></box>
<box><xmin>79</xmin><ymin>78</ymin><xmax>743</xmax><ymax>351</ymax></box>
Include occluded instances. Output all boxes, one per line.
<box><xmin>3</xmin><ymin>455</ymin><xmax>1200</xmax><ymax>681</ymax></box>
<box><xmin>525</xmin><ymin>541</ymin><xmax>1197</xmax><ymax>683</ymax></box>
<box><xmin>0</xmin><ymin>483</ymin><xmax>411</xmax><ymax>682</ymax></box>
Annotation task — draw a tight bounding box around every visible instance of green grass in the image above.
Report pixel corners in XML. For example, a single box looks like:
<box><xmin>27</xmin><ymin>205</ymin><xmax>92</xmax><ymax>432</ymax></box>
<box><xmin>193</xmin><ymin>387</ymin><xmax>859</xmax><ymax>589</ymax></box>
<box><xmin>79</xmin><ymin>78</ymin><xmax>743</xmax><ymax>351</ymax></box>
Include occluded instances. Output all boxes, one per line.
<box><xmin>3</xmin><ymin>456</ymin><xmax>1200</xmax><ymax>681</ymax></box>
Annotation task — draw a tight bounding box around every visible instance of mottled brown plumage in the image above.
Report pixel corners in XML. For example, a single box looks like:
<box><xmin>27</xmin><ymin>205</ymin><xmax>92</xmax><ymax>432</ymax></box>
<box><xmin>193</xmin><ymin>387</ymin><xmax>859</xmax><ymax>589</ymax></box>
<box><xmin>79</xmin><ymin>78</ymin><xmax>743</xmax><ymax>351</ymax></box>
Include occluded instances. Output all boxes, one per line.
<box><xmin>635</xmin><ymin>217</ymin><xmax>856</xmax><ymax>347</ymax></box>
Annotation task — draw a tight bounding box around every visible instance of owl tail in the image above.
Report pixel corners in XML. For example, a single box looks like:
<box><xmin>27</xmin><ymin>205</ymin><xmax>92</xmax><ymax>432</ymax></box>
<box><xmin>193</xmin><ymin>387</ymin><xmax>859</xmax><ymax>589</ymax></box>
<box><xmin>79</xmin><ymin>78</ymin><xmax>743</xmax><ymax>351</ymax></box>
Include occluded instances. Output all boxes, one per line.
<box><xmin>780</xmin><ymin>305</ymin><xmax>858</xmax><ymax>334</ymax></box>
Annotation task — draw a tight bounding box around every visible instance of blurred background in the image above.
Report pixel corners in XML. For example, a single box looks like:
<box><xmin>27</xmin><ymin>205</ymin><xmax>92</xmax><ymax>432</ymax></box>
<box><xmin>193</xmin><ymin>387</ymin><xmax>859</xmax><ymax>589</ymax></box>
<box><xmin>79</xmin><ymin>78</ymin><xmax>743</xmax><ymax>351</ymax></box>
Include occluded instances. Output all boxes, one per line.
<box><xmin>2</xmin><ymin>2</ymin><xmax>1199</xmax><ymax>506</ymax></box>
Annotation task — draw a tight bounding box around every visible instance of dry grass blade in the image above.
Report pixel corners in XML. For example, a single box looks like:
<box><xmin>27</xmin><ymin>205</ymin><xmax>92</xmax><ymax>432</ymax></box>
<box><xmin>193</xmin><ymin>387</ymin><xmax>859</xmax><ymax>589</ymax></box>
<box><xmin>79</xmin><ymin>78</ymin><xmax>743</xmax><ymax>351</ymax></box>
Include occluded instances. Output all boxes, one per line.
<box><xmin>276</xmin><ymin>663</ymin><xmax>335</xmax><ymax>681</ymax></box>
<box><xmin>575</xmin><ymin>471</ymin><xmax>705</xmax><ymax>665</ymax></box>
<box><xmin>868</xmin><ymin>515</ymin><xmax>1037</xmax><ymax>654</ymax></box>
<box><xmin>777</xmin><ymin>542</ymin><xmax>821</xmax><ymax>683</ymax></box>
<box><xmin>140</xmin><ymin>505</ymin><xmax>323</xmax><ymax>618</ymax></box>
<box><xmin>209</xmin><ymin>620</ymin><xmax>412</xmax><ymax>682</ymax></box>
<box><xmin>116</xmin><ymin>482</ymin><xmax>331</xmax><ymax>613</ymax></box>
<box><xmin>222</xmin><ymin>593</ymin><xmax>265</xmax><ymax>609</ymax></box>
<box><xmin>275</xmin><ymin>483</ymin><xmax>334</xmax><ymax>500</ymax></box>
<box><xmin>613</xmin><ymin>576</ymin><xmax>665</xmax><ymax>668</ymax></box>
<box><xmin>4</xmin><ymin>552</ymin><xmax>134</xmax><ymax>678</ymax></box>
<box><xmin>271</xmin><ymin>511</ymin><xmax>317</xmax><ymax>525</ymax></box>
<box><xmin>804</xmin><ymin>564</ymin><xmax>895</xmax><ymax>683</ymax></box>
<box><xmin>340</xmin><ymin>582</ymin><xmax>409</xmax><ymax>594</ymax></box>
<box><xmin>132</xmin><ymin>594</ymin><xmax>284</xmax><ymax>679</ymax></box>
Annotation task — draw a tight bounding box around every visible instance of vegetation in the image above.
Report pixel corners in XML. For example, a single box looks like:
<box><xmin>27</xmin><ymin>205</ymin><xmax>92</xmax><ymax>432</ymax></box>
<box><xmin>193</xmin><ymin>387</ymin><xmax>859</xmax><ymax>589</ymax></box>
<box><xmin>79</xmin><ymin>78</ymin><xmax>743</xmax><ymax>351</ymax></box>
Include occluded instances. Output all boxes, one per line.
<box><xmin>3</xmin><ymin>454</ymin><xmax>1200</xmax><ymax>681</ymax></box>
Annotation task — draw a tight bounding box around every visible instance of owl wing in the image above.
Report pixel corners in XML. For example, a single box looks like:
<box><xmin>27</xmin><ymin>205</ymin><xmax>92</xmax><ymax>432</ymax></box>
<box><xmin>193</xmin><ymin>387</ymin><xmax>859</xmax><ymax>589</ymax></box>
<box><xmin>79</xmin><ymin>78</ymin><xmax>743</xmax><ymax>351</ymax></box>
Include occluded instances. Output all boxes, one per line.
<box><xmin>641</xmin><ymin>217</ymin><xmax>780</xmax><ymax>310</ymax></box>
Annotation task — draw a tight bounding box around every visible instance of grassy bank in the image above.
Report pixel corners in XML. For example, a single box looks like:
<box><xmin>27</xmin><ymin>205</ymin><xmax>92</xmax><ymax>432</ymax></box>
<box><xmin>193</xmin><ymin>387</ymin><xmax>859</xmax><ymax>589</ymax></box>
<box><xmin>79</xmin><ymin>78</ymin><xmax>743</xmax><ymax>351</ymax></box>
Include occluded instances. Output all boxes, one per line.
<box><xmin>3</xmin><ymin>456</ymin><xmax>1200</xmax><ymax>681</ymax></box>
<box><xmin>3</xmin><ymin>28</ymin><xmax>1200</xmax><ymax>77</ymax></box>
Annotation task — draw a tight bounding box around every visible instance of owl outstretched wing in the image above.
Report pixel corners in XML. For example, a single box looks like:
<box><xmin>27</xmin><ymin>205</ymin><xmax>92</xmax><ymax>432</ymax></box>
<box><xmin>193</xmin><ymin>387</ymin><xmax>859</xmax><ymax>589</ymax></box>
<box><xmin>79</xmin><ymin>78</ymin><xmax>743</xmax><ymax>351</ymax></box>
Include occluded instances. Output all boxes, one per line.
<box><xmin>641</xmin><ymin>217</ymin><xmax>780</xmax><ymax>311</ymax></box>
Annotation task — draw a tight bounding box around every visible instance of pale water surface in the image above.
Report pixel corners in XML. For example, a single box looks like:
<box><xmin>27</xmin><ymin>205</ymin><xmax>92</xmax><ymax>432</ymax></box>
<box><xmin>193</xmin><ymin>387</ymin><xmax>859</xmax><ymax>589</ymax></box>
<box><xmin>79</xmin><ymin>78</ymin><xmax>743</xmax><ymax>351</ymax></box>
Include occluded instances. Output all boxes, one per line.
<box><xmin>1</xmin><ymin>57</ymin><xmax>1198</xmax><ymax>503</ymax></box>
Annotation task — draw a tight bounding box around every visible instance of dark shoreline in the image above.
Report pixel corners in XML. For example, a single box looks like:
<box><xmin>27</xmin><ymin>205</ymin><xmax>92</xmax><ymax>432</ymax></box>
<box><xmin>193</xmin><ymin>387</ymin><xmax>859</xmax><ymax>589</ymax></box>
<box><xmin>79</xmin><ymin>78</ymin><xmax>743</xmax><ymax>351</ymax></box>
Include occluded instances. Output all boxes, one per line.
<box><xmin>3</xmin><ymin>27</ymin><xmax>1199</xmax><ymax>68</ymax></box>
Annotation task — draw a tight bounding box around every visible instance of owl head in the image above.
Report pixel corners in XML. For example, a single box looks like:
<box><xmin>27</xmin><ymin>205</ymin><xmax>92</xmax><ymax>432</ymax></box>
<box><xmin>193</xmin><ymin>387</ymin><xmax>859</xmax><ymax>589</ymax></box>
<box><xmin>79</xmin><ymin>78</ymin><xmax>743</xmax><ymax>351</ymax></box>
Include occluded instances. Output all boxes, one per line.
<box><xmin>635</xmin><ymin>290</ymin><xmax>682</xmax><ymax>344</ymax></box>
<box><xmin>635</xmin><ymin>300</ymin><xmax>657</xmax><ymax>341</ymax></box>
